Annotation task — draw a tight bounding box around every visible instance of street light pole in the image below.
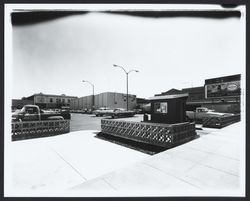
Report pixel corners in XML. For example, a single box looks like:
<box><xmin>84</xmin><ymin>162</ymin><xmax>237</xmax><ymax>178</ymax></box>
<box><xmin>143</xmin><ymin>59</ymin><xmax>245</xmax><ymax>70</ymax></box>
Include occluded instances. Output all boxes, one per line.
<box><xmin>82</xmin><ymin>80</ymin><xmax>95</xmax><ymax>110</ymax></box>
<box><xmin>126</xmin><ymin>73</ymin><xmax>128</xmax><ymax>111</ymax></box>
<box><xmin>113</xmin><ymin>64</ymin><xmax>139</xmax><ymax>111</ymax></box>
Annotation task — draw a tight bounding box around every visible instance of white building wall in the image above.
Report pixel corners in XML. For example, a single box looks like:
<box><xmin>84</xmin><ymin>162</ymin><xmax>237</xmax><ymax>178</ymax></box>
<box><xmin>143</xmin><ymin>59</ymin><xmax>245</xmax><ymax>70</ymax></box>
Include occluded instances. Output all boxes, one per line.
<box><xmin>106</xmin><ymin>92</ymin><xmax>136</xmax><ymax>110</ymax></box>
<box><xmin>70</xmin><ymin>92</ymin><xmax>136</xmax><ymax>110</ymax></box>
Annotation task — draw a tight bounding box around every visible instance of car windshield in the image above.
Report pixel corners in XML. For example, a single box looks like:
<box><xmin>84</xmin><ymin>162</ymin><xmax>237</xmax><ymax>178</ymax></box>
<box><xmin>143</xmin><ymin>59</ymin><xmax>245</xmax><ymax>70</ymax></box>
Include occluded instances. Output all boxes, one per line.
<box><xmin>197</xmin><ymin>108</ymin><xmax>208</xmax><ymax>112</ymax></box>
<box><xmin>21</xmin><ymin>106</ymin><xmax>38</xmax><ymax>114</ymax></box>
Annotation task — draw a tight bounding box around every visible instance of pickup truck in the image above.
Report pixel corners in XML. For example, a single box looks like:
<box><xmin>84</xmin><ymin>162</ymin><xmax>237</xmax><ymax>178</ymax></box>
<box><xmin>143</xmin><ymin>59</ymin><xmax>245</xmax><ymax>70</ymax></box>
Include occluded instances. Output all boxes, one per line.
<box><xmin>186</xmin><ymin>107</ymin><xmax>234</xmax><ymax>122</ymax></box>
<box><xmin>12</xmin><ymin>105</ymin><xmax>66</xmax><ymax>122</ymax></box>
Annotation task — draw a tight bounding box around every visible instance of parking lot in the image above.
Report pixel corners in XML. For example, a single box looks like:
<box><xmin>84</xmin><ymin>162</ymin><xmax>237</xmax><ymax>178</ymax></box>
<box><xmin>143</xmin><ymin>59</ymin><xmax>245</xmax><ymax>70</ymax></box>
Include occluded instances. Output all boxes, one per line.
<box><xmin>70</xmin><ymin>113</ymin><xmax>103</xmax><ymax>132</ymax></box>
<box><xmin>70</xmin><ymin>113</ymin><xmax>143</xmax><ymax>132</ymax></box>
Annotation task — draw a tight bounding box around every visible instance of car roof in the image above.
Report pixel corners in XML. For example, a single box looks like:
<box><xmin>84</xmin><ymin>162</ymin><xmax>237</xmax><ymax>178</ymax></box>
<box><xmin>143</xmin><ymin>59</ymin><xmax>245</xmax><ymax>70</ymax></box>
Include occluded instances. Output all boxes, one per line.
<box><xmin>24</xmin><ymin>105</ymin><xmax>39</xmax><ymax>108</ymax></box>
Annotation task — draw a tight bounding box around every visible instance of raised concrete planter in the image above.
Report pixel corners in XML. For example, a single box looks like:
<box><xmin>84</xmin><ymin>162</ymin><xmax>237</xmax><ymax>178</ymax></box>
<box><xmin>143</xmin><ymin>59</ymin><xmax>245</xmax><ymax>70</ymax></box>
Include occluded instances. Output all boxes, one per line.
<box><xmin>12</xmin><ymin>120</ymin><xmax>70</xmax><ymax>141</ymax></box>
<box><xmin>101</xmin><ymin>119</ymin><xmax>197</xmax><ymax>148</ymax></box>
<box><xmin>203</xmin><ymin>114</ymin><xmax>241</xmax><ymax>128</ymax></box>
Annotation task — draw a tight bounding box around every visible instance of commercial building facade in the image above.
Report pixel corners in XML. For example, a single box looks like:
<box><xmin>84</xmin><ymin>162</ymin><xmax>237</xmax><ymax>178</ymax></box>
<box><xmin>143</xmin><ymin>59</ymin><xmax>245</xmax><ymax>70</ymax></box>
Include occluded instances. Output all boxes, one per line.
<box><xmin>202</xmin><ymin>74</ymin><xmax>241</xmax><ymax>113</ymax></box>
<box><xmin>156</xmin><ymin>74</ymin><xmax>241</xmax><ymax>113</ymax></box>
<box><xmin>12</xmin><ymin>99</ymin><xmax>34</xmax><ymax>110</ymax></box>
<box><xmin>23</xmin><ymin>93</ymin><xmax>78</xmax><ymax>109</ymax></box>
<box><xmin>70</xmin><ymin>92</ymin><xmax>137</xmax><ymax>111</ymax></box>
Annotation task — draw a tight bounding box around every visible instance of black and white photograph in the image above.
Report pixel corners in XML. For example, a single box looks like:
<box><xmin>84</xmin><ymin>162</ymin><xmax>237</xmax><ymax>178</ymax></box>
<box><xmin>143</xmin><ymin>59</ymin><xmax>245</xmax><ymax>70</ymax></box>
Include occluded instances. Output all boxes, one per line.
<box><xmin>4</xmin><ymin>3</ymin><xmax>246</xmax><ymax>197</ymax></box>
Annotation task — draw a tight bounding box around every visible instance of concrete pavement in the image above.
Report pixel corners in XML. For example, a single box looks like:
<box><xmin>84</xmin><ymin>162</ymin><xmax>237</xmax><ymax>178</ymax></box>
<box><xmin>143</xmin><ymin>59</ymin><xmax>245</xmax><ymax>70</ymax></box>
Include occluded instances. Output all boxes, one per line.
<box><xmin>71</xmin><ymin>121</ymin><xmax>244</xmax><ymax>197</ymax></box>
<box><xmin>6</xmin><ymin>130</ymin><xmax>148</xmax><ymax>196</ymax></box>
<box><xmin>5</xmin><ymin>120</ymin><xmax>244</xmax><ymax>197</ymax></box>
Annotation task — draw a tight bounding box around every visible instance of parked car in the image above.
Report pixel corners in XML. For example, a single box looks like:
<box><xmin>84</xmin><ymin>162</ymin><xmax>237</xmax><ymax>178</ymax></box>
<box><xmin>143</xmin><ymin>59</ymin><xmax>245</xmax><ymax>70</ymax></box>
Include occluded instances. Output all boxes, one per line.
<box><xmin>93</xmin><ymin>107</ymin><xmax>113</xmax><ymax>116</ymax></box>
<box><xmin>86</xmin><ymin>108</ymin><xmax>94</xmax><ymax>114</ymax></box>
<box><xmin>186</xmin><ymin>107</ymin><xmax>234</xmax><ymax>122</ymax></box>
<box><xmin>109</xmin><ymin>108</ymin><xmax>136</xmax><ymax>118</ymax></box>
<box><xmin>133</xmin><ymin>108</ymin><xmax>144</xmax><ymax>114</ymax></box>
<box><xmin>12</xmin><ymin>105</ymin><xmax>66</xmax><ymax>122</ymax></box>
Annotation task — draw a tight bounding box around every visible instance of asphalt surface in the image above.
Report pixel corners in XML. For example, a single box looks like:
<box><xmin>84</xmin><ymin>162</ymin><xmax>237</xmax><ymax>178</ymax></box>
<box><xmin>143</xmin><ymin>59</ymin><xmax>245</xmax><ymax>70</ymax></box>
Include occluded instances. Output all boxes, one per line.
<box><xmin>70</xmin><ymin>113</ymin><xmax>143</xmax><ymax>132</ymax></box>
<box><xmin>70</xmin><ymin>113</ymin><xmax>104</xmax><ymax>132</ymax></box>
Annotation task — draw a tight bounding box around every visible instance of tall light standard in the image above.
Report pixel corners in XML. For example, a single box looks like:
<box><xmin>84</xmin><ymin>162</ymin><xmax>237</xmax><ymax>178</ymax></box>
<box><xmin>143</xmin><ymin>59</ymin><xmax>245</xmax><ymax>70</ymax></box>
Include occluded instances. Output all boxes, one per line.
<box><xmin>82</xmin><ymin>80</ymin><xmax>95</xmax><ymax>110</ymax></box>
<box><xmin>113</xmin><ymin>64</ymin><xmax>139</xmax><ymax>111</ymax></box>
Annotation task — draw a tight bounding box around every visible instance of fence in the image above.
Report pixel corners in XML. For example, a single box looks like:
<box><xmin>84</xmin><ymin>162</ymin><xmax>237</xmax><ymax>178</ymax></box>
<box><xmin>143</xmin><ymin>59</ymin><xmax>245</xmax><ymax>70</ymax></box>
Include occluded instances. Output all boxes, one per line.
<box><xmin>101</xmin><ymin>119</ymin><xmax>196</xmax><ymax>148</ymax></box>
<box><xmin>12</xmin><ymin>120</ymin><xmax>70</xmax><ymax>141</ymax></box>
<box><xmin>203</xmin><ymin>114</ymin><xmax>241</xmax><ymax>128</ymax></box>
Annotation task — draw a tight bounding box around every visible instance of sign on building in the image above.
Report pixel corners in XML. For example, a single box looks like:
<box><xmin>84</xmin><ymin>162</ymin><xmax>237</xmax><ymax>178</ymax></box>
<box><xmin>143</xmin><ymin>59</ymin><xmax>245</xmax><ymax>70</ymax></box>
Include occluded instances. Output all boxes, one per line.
<box><xmin>205</xmin><ymin>74</ymin><xmax>241</xmax><ymax>98</ymax></box>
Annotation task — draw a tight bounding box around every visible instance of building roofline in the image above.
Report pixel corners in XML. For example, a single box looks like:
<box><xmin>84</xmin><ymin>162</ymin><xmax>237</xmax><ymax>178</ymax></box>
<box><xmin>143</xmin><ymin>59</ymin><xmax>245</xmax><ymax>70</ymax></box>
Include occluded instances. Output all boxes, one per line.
<box><xmin>100</xmin><ymin>92</ymin><xmax>136</xmax><ymax>96</ymax></box>
<box><xmin>182</xmin><ymin>86</ymin><xmax>204</xmax><ymax>90</ymax></box>
<box><xmin>78</xmin><ymin>92</ymin><xmax>136</xmax><ymax>99</ymax></box>
<box><xmin>31</xmin><ymin>93</ymin><xmax>78</xmax><ymax>98</ymax></box>
<box><xmin>149</xmin><ymin>93</ymin><xmax>189</xmax><ymax>100</ymax></box>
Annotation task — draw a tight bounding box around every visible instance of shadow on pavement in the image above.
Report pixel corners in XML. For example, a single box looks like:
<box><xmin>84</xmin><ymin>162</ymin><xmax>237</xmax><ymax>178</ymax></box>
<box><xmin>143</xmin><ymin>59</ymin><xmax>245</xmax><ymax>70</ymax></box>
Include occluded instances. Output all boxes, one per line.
<box><xmin>95</xmin><ymin>132</ymin><xmax>199</xmax><ymax>155</ymax></box>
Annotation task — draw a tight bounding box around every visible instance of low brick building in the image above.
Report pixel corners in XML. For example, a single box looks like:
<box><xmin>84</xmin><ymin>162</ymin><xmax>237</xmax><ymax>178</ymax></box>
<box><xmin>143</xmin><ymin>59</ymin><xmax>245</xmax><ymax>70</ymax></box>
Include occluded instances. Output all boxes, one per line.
<box><xmin>22</xmin><ymin>93</ymin><xmax>77</xmax><ymax>109</ymax></box>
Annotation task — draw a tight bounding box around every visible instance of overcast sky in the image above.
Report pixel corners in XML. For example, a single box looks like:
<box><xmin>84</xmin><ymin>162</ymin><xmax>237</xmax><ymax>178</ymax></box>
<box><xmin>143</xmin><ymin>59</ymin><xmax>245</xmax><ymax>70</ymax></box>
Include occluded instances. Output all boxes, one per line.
<box><xmin>11</xmin><ymin>7</ymin><xmax>245</xmax><ymax>99</ymax></box>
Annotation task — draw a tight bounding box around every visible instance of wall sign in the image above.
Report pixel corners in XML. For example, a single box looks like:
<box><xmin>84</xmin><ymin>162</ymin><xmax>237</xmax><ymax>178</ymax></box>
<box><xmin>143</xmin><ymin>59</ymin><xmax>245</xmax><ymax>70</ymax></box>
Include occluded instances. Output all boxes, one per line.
<box><xmin>205</xmin><ymin>80</ymin><xmax>240</xmax><ymax>98</ymax></box>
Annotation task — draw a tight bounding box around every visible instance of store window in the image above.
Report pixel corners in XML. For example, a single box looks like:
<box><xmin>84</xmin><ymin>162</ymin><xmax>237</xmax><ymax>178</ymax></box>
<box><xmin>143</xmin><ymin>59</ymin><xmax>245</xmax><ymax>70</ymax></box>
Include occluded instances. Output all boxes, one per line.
<box><xmin>154</xmin><ymin>102</ymin><xmax>168</xmax><ymax>114</ymax></box>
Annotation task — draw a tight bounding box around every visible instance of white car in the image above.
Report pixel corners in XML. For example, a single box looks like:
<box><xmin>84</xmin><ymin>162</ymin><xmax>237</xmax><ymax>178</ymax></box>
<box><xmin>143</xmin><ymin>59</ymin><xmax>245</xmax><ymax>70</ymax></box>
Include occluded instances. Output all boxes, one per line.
<box><xmin>93</xmin><ymin>107</ymin><xmax>113</xmax><ymax>116</ymax></box>
<box><xmin>186</xmin><ymin>107</ymin><xmax>234</xmax><ymax>122</ymax></box>
<box><xmin>110</xmin><ymin>108</ymin><xmax>136</xmax><ymax>118</ymax></box>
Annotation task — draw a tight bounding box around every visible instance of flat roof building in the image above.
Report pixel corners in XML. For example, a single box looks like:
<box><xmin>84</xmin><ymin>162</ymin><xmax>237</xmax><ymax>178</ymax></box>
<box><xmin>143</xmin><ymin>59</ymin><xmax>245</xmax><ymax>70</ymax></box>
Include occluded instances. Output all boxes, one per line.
<box><xmin>70</xmin><ymin>92</ymin><xmax>137</xmax><ymax>111</ymax></box>
<box><xmin>12</xmin><ymin>99</ymin><xmax>34</xmax><ymax>110</ymax></box>
<box><xmin>156</xmin><ymin>74</ymin><xmax>241</xmax><ymax>113</ymax></box>
<box><xmin>23</xmin><ymin>93</ymin><xmax>78</xmax><ymax>109</ymax></box>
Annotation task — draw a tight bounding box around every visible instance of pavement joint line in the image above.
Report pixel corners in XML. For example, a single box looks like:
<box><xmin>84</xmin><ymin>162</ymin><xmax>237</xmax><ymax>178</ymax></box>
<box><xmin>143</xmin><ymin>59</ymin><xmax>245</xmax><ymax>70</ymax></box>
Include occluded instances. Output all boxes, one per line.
<box><xmin>161</xmin><ymin>152</ymin><xmax>239</xmax><ymax>177</ymax></box>
<box><xmin>159</xmin><ymin>153</ymin><xmax>207</xmax><ymax>173</ymax></box>
<box><xmin>165</xmin><ymin>145</ymin><xmax>239</xmax><ymax>162</ymax></box>
<box><xmin>49</xmin><ymin>146</ymin><xmax>88</xmax><ymax>182</ymax></box>
<box><xmin>102</xmin><ymin>178</ymin><xmax>117</xmax><ymax>191</ymax></box>
<box><xmin>184</xmin><ymin>146</ymin><xmax>240</xmax><ymax>161</ymax></box>
<box><xmin>183</xmin><ymin>172</ymin><xmax>239</xmax><ymax>190</ymax></box>
<box><xmin>141</xmin><ymin>161</ymin><xmax>202</xmax><ymax>190</ymax></box>
<box><xmin>196</xmin><ymin>163</ymin><xmax>239</xmax><ymax>177</ymax></box>
<box><xmin>197</xmin><ymin>134</ymin><xmax>239</xmax><ymax>144</ymax></box>
<box><xmin>183</xmin><ymin>174</ymin><xmax>208</xmax><ymax>189</ymax></box>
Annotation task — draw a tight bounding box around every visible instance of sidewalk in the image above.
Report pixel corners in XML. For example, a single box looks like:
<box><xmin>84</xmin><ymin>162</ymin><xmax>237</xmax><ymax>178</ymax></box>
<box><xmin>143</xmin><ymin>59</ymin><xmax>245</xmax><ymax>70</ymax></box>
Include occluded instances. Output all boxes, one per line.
<box><xmin>6</xmin><ymin>130</ymin><xmax>148</xmax><ymax>196</ymax></box>
<box><xmin>6</xmin><ymin>121</ymin><xmax>244</xmax><ymax>197</ymax></box>
<box><xmin>71</xmin><ymin>121</ymin><xmax>244</xmax><ymax>197</ymax></box>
